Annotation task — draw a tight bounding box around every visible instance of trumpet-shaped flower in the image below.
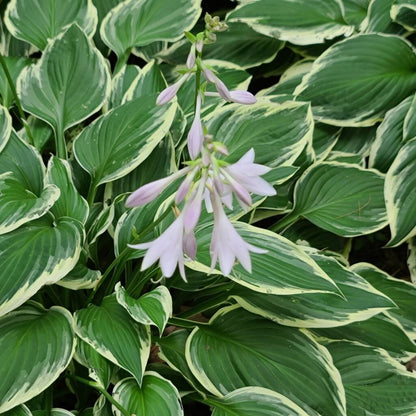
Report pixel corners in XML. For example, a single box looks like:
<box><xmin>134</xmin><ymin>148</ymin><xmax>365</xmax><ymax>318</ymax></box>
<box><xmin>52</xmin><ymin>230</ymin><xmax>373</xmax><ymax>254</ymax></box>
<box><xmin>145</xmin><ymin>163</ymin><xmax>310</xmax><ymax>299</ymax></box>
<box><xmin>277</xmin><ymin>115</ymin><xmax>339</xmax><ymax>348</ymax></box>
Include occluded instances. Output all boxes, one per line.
<box><xmin>187</xmin><ymin>93</ymin><xmax>204</xmax><ymax>159</ymax></box>
<box><xmin>156</xmin><ymin>73</ymin><xmax>190</xmax><ymax>105</ymax></box>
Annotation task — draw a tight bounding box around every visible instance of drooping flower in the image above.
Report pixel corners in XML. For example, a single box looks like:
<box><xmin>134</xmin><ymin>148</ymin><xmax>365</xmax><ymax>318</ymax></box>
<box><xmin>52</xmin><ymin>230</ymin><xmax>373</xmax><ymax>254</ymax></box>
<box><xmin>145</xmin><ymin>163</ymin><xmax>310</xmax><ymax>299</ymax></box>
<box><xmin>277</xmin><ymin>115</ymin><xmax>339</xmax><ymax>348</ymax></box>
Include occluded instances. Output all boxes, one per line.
<box><xmin>156</xmin><ymin>73</ymin><xmax>190</xmax><ymax>105</ymax></box>
<box><xmin>229</xmin><ymin>90</ymin><xmax>257</xmax><ymax>105</ymax></box>
<box><xmin>187</xmin><ymin>92</ymin><xmax>204</xmax><ymax>159</ymax></box>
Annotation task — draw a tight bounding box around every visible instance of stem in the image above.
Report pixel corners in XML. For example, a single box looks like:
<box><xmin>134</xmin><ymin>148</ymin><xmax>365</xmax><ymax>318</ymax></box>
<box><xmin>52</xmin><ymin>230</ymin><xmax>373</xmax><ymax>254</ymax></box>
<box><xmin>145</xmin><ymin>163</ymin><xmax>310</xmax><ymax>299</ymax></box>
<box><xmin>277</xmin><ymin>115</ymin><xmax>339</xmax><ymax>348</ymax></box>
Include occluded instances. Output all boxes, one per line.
<box><xmin>114</xmin><ymin>48</ymin><xmax>132</xmax><ymax>76</ymax></box>
<box><xmin>54</xmin><ymin>126</ymin><xmax>67</xmax><ymax>159</ymax></box>
<box><xmin>67</xmin><ymin>374</ymin><xmax>130</xmax><ymax>416</ymax></box>
<box><xmin>194</xmin><ymin>51</ymin><xmax>202</xmax><ymax>111</ymax></box>
<box><xmin>270</xmin><ymin>212</ymin><xmax>299</xmax><ymax>233</ymax></box>
<box><xmin>0</xmin><ymin>52</ymin><xmax>34</xmax><ymax>145</ymax></box>
<box><xmin>87</xmin><ymin>176</ymin><xmax>98</xmax><ymax>206</ymax></box>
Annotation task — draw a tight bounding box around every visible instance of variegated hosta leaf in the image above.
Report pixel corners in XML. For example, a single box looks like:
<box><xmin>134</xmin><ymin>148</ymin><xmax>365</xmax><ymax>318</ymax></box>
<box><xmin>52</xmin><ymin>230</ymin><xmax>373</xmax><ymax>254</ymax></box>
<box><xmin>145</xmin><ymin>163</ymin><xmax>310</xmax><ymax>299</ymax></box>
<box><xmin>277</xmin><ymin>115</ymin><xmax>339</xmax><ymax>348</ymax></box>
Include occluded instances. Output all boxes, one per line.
<box><xmin>19</xmin><ymin>116</ymin><xmax>54</xmax><ymax>153</ymax></box>
<box><xmin>73</xmin><ymin>95</ymin><xmax>176</xmax><ymax>186</ymax></box>
<box><xmin>108</xmin><ymin>64</ymin><xmax>140</xmax><ymax>109</ymax></box>
<box><xmin>326</xmin><ymin>340</ymin><xmax>416</xmax><ymax>416</ymax></box>
<box><xmin>32</xmin><ymin>409</ymin><xmax>75</xmax><ymax>416</ymax></box>
<box><xmin>0</xmin><ymin>105</ymin><xmax>12</xmax><ymax>152</ymax></box>
<box><xmin>18</xmin><ymin>24</ymin><xmax>110</xmax><ymax>136</ymax></box>
<box><xmin>186</xmin><ymin>306</ymin><xmax>346</xmax><ymax>416</ymax></box>
<box><xmin>312</xmin><ymin>123</ymin><xmax>340</xmax><ymax>160</ymax></box>
<box><xmin>352</xmin><ymin>262</ymin><xmax>416</xmax><ymax>338</ymax></box>
<box><xmin>385</xmin><ymin>139</ymin><xmax>416</xmax><ymax>246</ymax></box>
<box><xmin>75</xmin><ymin>337</ymin><xmax>114</xmax><ymax>388</ymax></box>
<box><xmin>112</xmin><ymin>373</ymin><xmax>183</xmax><ymax>416</ymax></box>
<box><xmin>0</xmin><ymin>303</ymin><xmax>75</xmax><ymax>412</ymax></box>
<box><xmin>2</xmin><ymin>405</ymin><xmax>32</xmax><ymax>416</ymax></box>
<box><xmin>115</xmin><ymin>284</ymin><xmax>172</xmax><ymax>334</ymax></box>
<box><xmin>295</xmin><ymin>34</ymin><xmax>416</xmax><ymax>126</ymax></box>
<box><xmin>191</xmin><ymin>222</ymin><xmax>339</xmax><ymax>295</ymax></box>
<box><xmin>0</xmin><ymin>217</ymin><xmax>83</xmax><ymax>317</ymax></box>
<box><xmin>226</xmin><ymin>0</ymin><xmax>353</xmax><ymax>45</ymax></box>
<box><xmin>332</xmin><ymin>125</ymin><xmax>376</xmax><ymax>157</ymax></box>
<box><xmin>86</xmin><ymin>202</ymin><xmax>114</xmax><ymax>245</ymax></box>
<box><xmin>75</xmin><ymin>294</ymin><xmax>151</xmax><ymax>386</ymax></box>
<box><xmin>391</xmin><ymin>0</ymin><xmax>416</xmax><ymax>30</ymax></box>
<box><xmin>404</xmin><ymin>93</ymin><xmax>416</xmax><ymax>141</ymax></box>
<box><xmin>286</xmin><ymin>162</ymin><xmax>387</xmax><ymax>237</ymax></box>
<box><xmin>313</xmin><ymin>313</ymin><xmax>416</xmax><ymax>359</ymax></box>
<box><xmin>342</xmin><ymin>0</ymin><xmax>370</xmax><ymax>27</ymax></box>
<box><xmin>231</xmin><ymin>251</ymin><xmax>394</xmax><ymax>328</ymax></box>
<box><xmin>205</xmin><ymin>100</ymin><xmax>313</xmax><ymax>167</ymax></box>
<box><xmin>209</xmin><ymin>387</ymin><xmax>310</xmax><ymax>416</ymax></box>
<box><xmin>361</xmin><ymin>0</ymin><xmax>405</xmax><ymax>34</ymax></box>
<box><xmin>369</xmin><ymin>94</ymin><xmax>414</xmax><ymax>173</ymax></box>
<box><xmin>100</xmin><ymin>0</ymin><xmax>201</xmax><ymax>57</ymax></box>
<box><xmin>45</xmin><ymin>156</ymin><xmax>89</xmax><ymax>224</ymax></box>
<box><xmin>4</xmin><ymin>0</ymin><xmax>97</xmax><ymax>50</ymax></box>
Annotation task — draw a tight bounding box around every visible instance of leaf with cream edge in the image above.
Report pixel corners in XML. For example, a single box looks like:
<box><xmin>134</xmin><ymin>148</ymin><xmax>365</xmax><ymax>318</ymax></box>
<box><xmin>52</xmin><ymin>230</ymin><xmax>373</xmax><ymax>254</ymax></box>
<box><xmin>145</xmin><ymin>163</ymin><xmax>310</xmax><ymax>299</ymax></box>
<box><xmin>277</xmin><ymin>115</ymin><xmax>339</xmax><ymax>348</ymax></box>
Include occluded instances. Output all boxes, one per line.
<box><xmin>0</xmin><ymin>217</ymin><xmax>83</xmax><ymax>317</ymax></box>
<box><xmin>100</xmin><ymin>0</ymin><xmax>201</xmax><ymax>57</ymax></box>
<box><xmin>0</xmin><ymin>302</ymin><xmax>75</xmax><ymax>412</ymax></box>
<box><xmin>112</xmin><ymin>373</ymin><xmax>183</xmax><ymax>416</ymax></box>
<box><xmin>326</xmin><ymin>340</ymin><xmax>416</xmax><ymax>416</ymax></box>
<box><xmin>108</xmin><ymin>64</ymin><xmax>141</xmax><ymax>109</ymax></box>
<box><xmin>208</xmin><ymin>387</ymin><xmax>310</xmax><ymax>416</ymax></box>
<box><xmin>190</xmin><ymin>222</ymin><xmax>340</xmax><ymax>295</ymax></box>
<box><xmin>360</xmin><ymin>0</ymin><xmax>405</xmax><ymax>34</ymax></box>
<box><xmin>295</xmin><ymin>34</ymin><xmax>416</xmax><ymax>126</ymax></box>
<box><xmin>204</xmin><ymin>100</ymin><xmax>313</xmax><ymax>166</ymax></box>
<box><xmin>231</xmin><ymin>250</ymin><xmax>395</xmax><ymax>328</ymax></box>
<box><xmin>4</xmin><ymin>0</ymin><xmax>98</xmax><ymax>50</ymax></box>
<box><xmin>391</xmin><ymin>0</ymin><xmax>416</xmax><ymax>30</ymax></box>
<box><xmin>0</xmin><ymin>105</ymin><xmax>12</xmax><ymax>152</ymax></box>
<box><xmin>226</xmin><ymin>0</ymin><xmax>353</xmax><ymax>45</ymax></box>
<box><xmin>73</xmin><ymin>95</ymin><xmax>176</xmax><ymax>187</ymax></box>
<box><xmin>186</xmin><ymin>305</ymin><xmax>346</xmax><ymax>416</ymax></box>
<box><xmin>75</xmin><ymin>294</ymin><xmax>151</xmax><ymax>386</ymax></box>
<box><xmin>2</xmin><ymin>405</ymin><xmax>32</xmax><ymax>416</ymax></box>
<box><xmin>17</xmin><ymin>24</ymin><xmax>110</xmax><ymax>149</ymax></box>
<box><xmin>352</xmin><ymin>262</ymin><xmax>416</xmax><ymax>338</ymax></box>
<box><xmin>115</xmin><ymin>284</ymin><xmax>172</xmax><ymax>334</ymax></box>
<box><xmin>282</xmin><ymin>162</ymin><xmax>387</xmax><ymax>237</ymax></box>
<box><xmin>384</xmin><ymin>139</ymin><xmax>416</xmax><ymax>246</ymax></box>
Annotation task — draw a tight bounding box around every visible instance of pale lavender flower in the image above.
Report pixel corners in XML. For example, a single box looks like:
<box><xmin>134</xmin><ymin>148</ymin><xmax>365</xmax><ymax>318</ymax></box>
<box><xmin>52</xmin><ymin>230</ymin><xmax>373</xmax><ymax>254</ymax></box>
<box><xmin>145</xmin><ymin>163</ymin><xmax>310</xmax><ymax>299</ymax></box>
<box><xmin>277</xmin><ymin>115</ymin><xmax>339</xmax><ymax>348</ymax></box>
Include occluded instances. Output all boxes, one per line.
<box><xmin>156</xmin><ymin>73</ymin><xmax>190</xmax><ymax>105</ymax></box>
<box><xmin>203</xmin><ymin>68</ymin><xmax>232</xmax><ymax>101</ymax></box>
<box><xmin>210</xmin><ymin>193</ymin><xmax>266</xmax><ymax>275</ymax></box>
<box><xmin>126</xmin><ymin>167</ymin><xmax>190</xmax><ymax>207</ymax></box>
<box><xmin>186</xmin><ymin>46</ymin><xmax>196</xmax><ymax>69</ymax></box>
<box><xmin>229</xmin><ymin>90</ymin><xmax>256</xmax><ymax>104</ymax></box>
<box><xmin>175</xmin><ymin>166</ymin><xmax>199</xmax><ymax>204</ymax></box>
<box><xmin>183</xmin><ymin>231</ymin><xmax>197</xmax><ymax>259</ymax></box>
<box><xmin>187</xmin><ymin>93</ymin><xmax>204</xmax><ymax>159</ymax></box>
<box><xmin>196</xmin><ymin>40</ymin><xmax>204</xmax><ymax>53</ymax></box>
<box><xmin>182</xmin><ymin>176</ymin><xmax>206</xmax><ymax>232</ymax></box>
<box><xmin>129</xmin><ymin>214</ymin><xmax>186</xmax><ymax>279</ymax></box>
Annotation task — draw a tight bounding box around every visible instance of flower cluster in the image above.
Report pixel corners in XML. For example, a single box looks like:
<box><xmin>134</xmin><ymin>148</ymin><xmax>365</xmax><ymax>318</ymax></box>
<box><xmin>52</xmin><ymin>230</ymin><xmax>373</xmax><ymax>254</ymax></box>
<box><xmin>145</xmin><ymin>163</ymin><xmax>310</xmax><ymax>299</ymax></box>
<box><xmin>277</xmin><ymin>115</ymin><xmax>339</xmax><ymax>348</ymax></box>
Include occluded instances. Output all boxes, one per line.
<box><xmin>126</xmin><ymin>15</ymin><xmax>276</xmax><ymax>281</ymax></box>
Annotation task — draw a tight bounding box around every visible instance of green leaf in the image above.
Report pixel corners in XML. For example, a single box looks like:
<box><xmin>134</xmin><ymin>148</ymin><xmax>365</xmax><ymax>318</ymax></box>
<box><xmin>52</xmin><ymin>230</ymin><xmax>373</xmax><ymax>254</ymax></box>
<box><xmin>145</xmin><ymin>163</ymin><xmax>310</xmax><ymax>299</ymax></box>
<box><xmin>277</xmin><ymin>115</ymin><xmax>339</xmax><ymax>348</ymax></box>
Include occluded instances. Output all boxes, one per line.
<box><xmin>385</xmin><ymin>138</ymin><xmax>416</xmax><ymax>246</ymax></box>
<box><xmin>19</xmin><ymin>116</ymin><xmax>54</xmax><ymax>152</ymax></box>
<box><xmin>2</xmin><ymin>405</ymin><xmax>32</xmax><ymax>416</ymax></box>
<box><xmin>108</xmin><ymin>64</ymin><xmax>140</xmax><ymax>109</ymax></box>
<box><xmin>100</xmin><ymin>0</ymin><xmax>201</xmax><ymax>57</ymax></box>
<box><xmin>186</xmin><ymin>306</ymin><xmax>346</xmax><ymax>416</ymax></box>
<box><xmin>0</xmin><ymin>105</ymin><xmax>12</xmax><ymax>152</ymax></box>
<box><xmin>4</xmin><ymin>0</ymin><xmax>98</xmax><ymax>50</ymax></box>
<box><xmin>312</xmin><ymin>123</ymin><xmax>340</xmax><ymax>160</ymax></box>
<box><xmin>404</xmin><ymin>93</ymin><xmax>416</xmax><ymax>141</ymax></box>
<box><xmin>231</xmin><ymin>251</ymin><xmax>394</xmax><ymax>328</ymax></box>
<box><xmin>286</xmin><ymin>162</ymin><xmax>387</xmax><ymax>237</ymax></box>
<box><xmin>75</xmin><ymin>294</ymin><xmax>151</xmax><ymax>385</ymax></box>
<box><xmin>226</xmin><ymin>0</ymin><xmax>353</xmax><ymax>45</ymax></box>
<box><xmin>85</xmin><ymin>202</ymin><xmax>114</xmax><ymax>245</ymax></box>
<box><xmin>209</xmin><ymin>387</ymin><xmax>310</xmax><ymax>416</ymax></box>
<box><xmin>342</xmin><ymin>0</ymin><xmax>370</xmax><ymax>27</ymax></box>
<box><xmin>115</xmin><ymin>284</ymin><xmax>172</xmax><ymax>334</ymax></box>
<box><xmin>191</xmin><ymin>222</ymin><xmax>339</xmax><ymax>295</ymax></box>
<box><xmin>313</xmin><ymin>313</ymin><xmax>416</xmax><ymax>359</ymax></box>
<box><xmin>391</xmin><ymin>0</ymin><xmax>416</xmax><ymax>30</ymax></box>
<box><xmin>205</xmin><ymin>100</ymin><xmax>313</xmax><ymax>166</ymax></box>
<box><xmin>73</xmin><ymin>95</ymin><xmax>176</xmax><ymax>186</ymax></box>
<box><xmin>352</xmin><ymin>262</ymin><xmax>416</xmax><ymax>338</ymax></box>
<box><xmin>17</xmin><ymin>24</ymin><xmax>110</xmax><ymax>136</ymax></box>
<box><xmin>112</xmin><ymin>373</ymin><xmax>183</xmax><ymax>416</ymax></box>
<box><xmin>332</xmin><ymin>125</ymin><xmax>376</xmax><ymax>157</ymax></box>
<box><xmin>45</xmin><ymin>156</ymin><xmax>89</xmax><ymax>224</ymax></box>
<box><xmin>0</xmin><ymin>217</ymin><xmax>82</xmax><ymax>317</ymax></box>
<box><xmin>326</xmin><ymin>340</ymin><xmax>416</xmax><ymax>416</ymax></box>
<box><xmin>0</xmin><ymin>303</ymin><xmax>75</xmax><ymax>412</ymax></box>
<box><xmin>361</xmin><ymin>0</ymin><xmax>406</xmax><ymax>33</ymax></box>
<box><xmin>295</xmin><ymin>34</ymin><xmax>416</xmax><ymax>126</ymax></box>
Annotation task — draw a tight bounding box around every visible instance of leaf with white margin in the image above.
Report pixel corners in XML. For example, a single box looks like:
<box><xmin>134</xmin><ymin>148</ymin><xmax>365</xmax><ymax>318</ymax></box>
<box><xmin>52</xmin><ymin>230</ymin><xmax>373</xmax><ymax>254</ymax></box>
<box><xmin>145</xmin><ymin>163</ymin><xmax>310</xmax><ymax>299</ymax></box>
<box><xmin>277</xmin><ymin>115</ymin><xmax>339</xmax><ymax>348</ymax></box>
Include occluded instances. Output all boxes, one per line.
<box><xmin>0</xmin><ymin>217</ymin><xmax>82</xmax><ymax>317</ymax></box>
<box><xmin>226</xmin><ymin>0</ymin><xmax>353</xmax><ymax>45</ymax></box>
<box><xmin>32</xmin><ymin>409</ymin><xmax>75</xmax><ymax>416</ymax></box>
<box><xmin>404</xmin><ymin>93</ymin><xmax>416</xmax><ymax>141</ymax></box>
<box><xmin>85</xmin><ymin>203</ymin><xmax>114</xmax><ymax>245</ymax></box>
<box><xmin>295</xmin><ymin>34</ymin><xmax>416</xmax><ymax>126</ymax></box>
<box><xmin>45</xmin><ymin>156</ymin><xmax>89</xmax><ymax>224</ymax></box>
<box><xmin>17</xmin><ymin>24</ymin><xmax>110</xmax><ymax>136</ymax></box>
<box><xmin>75</xmin><ymin>294</ymin><xmax>151</xmax><ymax>386</ymax></box>
<box><xmin>385</xmin><ymin>138</ymin><xmax>416</xmax><ymax>246</ymax></box>
<box><xmin>342</xmin><ymin>0</ymin><xmax>370</xmax><ymax>27</ymax></box>
<box><xmin>391</xmin><ymin>0</ymin><xmax>416</xmax><ymax>30</ymax></box>
<box><xmin>326</xmin><ymin>340</ymin><xmax>416</xmax><ymax>416</ymax></box>
<box><xmin>208</xmin><ymin>387</ymin><xmax>310</xmax><ymax>416</ymax></box>
<box><xmin>112</xmin><ymin>373</ymin><xmax>183</xmax><ymax>416</ymax></box>
<box><xmin>0</xmin><ymin>302</ymin><xmax>75</xmax><ymax>412</ymax></box>
<box><xmin>186</xmin><ymin>305</ymin><xmax>346</xmax><ymax>416</ymax></box>
<box><xmin>190</xmin><ymin>222</ymin><xmax>340</xmax><ymax>295</ymax></box>
<box><xmin>108</xmin><ymin>64</ymin><xmax>140</xmax><ymax>109</ymax></box>
<box><xmin>100</xmin><ymin>0</ymin><xmax>201</xmax><ymax>57</ymax></box>
<box><xmin>205</xmin><ymin>100</ymin><xmax>313</xmax><ymax>166</ymax></box>
<box><xmin>0</xmin><ymin>105</ymin><xmax>12</xmax><ymax>152</ymax></box>
<box><xmin>313</xmin><ymin>313</ymin><xmax>416</xmax><ymax>359</ymax></box>
<box><xmin>352</xmin><ymin>262</ymin><xmax>416</xmax><ymax>338</ymax></box>
<box><xmin>284</xmin><ymin>162</ymin><xmax>387</xmax><ymax>237</ymax></box>
<box><xmin>4</xmin><ymin>0</ymin><xmax>97</xmax><ymax>50</ymax></box>
<box><xmin>361</xmin><ymin>0</ymin><xmax>405</xmax><ymax>34</ymax></box>
<box><xmin>2</xmin><ymin>405</ymin><xmax>32</xmax><ymax>416</ymax></box>
<box><xmin>231</xmin><ymin>250</ymin><xmax>395</xmax><ymax>328</ymax></box>
<box><xmin>73</xmin><ymin>95</ymin><xmax>176</xmax><ymax>186</ymax></box>
<box><xmin>115</xmin><ymin>284</ymin><xmax>172</xmax><ymax>334</ymax></box>
<box><xmin>19</xmin><ymin>116</ymin><xmax>54</xmax><ymax>153</ymax></box>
